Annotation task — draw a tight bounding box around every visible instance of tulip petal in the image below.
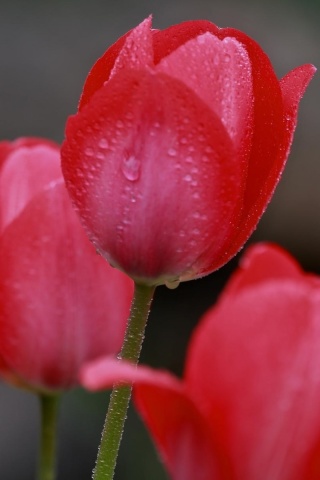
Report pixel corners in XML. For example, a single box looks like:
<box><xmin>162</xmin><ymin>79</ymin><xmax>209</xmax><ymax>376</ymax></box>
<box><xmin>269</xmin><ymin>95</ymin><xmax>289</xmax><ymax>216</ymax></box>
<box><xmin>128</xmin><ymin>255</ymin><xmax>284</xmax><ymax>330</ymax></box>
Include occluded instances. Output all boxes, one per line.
<box><xmin>225</xmin><ymin>243</ymin><xmax>303</xmax><ymax>294</ymax></box>
<box><xmin>0</xmin><ymin>182</ymin><xmax>132</xmax><ymax>390</ymax></box>
<box><xmin>280</xmin><ymin>64</ymin><xmax>317</xmax><ymax>144</ymax></box>
<box><xmin>200</xmin><ymin>31</ymin><xmax>315</xmax><ymax>275</ymax></box>
<box><xmin>79</xmin><ymin>17</ymin><xmax>154</xmax><ymax>110</ymax></box>
<box><xmin>81</xmin><ymin>356</ymin><xmax>177</xmax><ymax>390</ymax></box>
<box><xmin>62</xmin><ymin>68</ymin><xmax>245</xmax><ymax>283</ymax></box>
<box><xmin>109</xmin><ymin>16</ymin><xmax>154</xmax><ymax>78</ymax></box>
<box><xmin>186</xmin><ymin>275</ymin><xmax>320</xmax><ymax>480</ymax></box>
<box><xmin>81</xmin><ymin>358</ymin><xmax>224</xmax><ymax>480</ymax></box>
<box><xmin>219</xmin><ymin>27</ymin><xmax>285</xmax><ymax>207</ymax></box>
<box><xmin>153</xmin><ymin>20</ymin><xmax>219</xmax><ymax>63</ymax></box>
<box><xmin>156</xmin><ymin>33</ymin><xmax>253</xmax><ymax>153</ymax></box>
<box><xmin>0</xmin><ymin>141</ymin><xmax>62</xmax><ymax>233</ymax></box>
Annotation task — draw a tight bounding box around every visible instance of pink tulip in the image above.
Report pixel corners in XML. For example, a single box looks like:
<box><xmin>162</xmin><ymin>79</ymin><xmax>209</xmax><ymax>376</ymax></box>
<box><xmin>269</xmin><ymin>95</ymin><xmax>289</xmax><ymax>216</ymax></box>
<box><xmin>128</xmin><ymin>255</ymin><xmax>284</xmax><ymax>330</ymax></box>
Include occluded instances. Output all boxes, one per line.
<box><xmin>61</xmin><ymin>18</ymin><xmax>315</xmax><ymax>286</ymax></box>
<box><xmin>0</xmin><ymin>138</ymin><xmax>133</xmax><ymax>391</ymax></box>
<box><xmin>82</xmin><ymin>244</ymin><xmax>320</xmax><ymax>480</ymax></box>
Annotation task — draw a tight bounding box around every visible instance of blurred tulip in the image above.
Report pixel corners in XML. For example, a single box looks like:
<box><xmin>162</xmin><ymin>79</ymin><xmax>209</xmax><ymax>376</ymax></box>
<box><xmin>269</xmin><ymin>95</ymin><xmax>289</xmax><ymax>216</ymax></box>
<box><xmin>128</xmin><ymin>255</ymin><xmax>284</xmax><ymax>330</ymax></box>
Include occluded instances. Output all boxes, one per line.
<box><xmin>82</xmin><ymin>244</ymin><xmax>320</xmax><ymax>480</ymax></box>
<box><xmin>61</xmin><ymin>17</ymin><xmax>315</xmax><ymax>286</ymax></box>
<box><xmin>0</xmin><ymin>138</ymin><xmax>133</xmax><ymax>392</ymax></box>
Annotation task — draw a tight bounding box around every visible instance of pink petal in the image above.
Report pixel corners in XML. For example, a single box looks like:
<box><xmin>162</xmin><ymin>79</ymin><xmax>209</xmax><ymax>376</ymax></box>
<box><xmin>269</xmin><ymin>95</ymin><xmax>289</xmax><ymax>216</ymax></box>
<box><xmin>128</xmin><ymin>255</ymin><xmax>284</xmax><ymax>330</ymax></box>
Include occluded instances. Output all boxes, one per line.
<box><xmin>201</xmin><ymin>32</ymin><xmax>316</xmax><ymax>274</ymax></box>
<box><xmin>79</xmin><ymin>36</ymin><xmax>129</xmax><ymax>110</ymax></box>
<box><xmin>81</xmin><ymin>357</ymin><xmax>224</xmax><ymax>480</ymax></box>
<box><xmin>79</xmin><ymin>19</ymin><xmax>221</xmax><ymax>110</ymax></box>
<box><xmin>152</xmin><ymin>20</ymin><xmax>219</xmax><ymax>64</ymax></box>
<box><xmin>81</xmin><ymin>356</ymin><xmax>178</xmax><ymax>390</ymax></box>
<box><xmin>225</xmin><ymin>243</ymin><xmax>303</xmax><ymax>294</ymax></box>
<box><xmin>280</xmin><ymin>64</ymin><xmax>317</xmax><ymax>149</ymax></box>
<box><xmin>0</xmin><ymin>182</ymin><xmax>133</xmax><ymax>390</ymax></box>
<box><xmin>157</xmin><ymin>33</ymin><xmax>253</xmax><ymax>153</ymax></box>
<box><xmin>79</xmin><ymin>17</ymin><xmax>154</xmax><ymax>110</ymax></box>
<box><xmin>62</xmin><ymin>68</ymin><xmax>244</xmax><ymax>283</ymax></box>
<box><xmin>186</xmin><ymin>278</ymin><xmax>320</xmax><ymax>480</ymax></box>
<box><xmin>109</xmin><ymin>16</ymin><xmax>154</xmax><ymax>79</ymax></box>
<box><xmin>0</xmin><ymin>141</ymin><xmax>62</xmax><ymax>233</ymax></box>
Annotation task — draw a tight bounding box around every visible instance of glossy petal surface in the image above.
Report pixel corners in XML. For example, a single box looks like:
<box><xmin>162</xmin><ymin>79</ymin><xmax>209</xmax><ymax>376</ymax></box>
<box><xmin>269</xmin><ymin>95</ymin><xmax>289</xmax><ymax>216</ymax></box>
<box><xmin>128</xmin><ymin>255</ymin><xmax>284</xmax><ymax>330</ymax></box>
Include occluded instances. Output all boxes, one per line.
<box><xmin>0</xmin><ymin>139</ymin><xmax>133</xmax><ymax>391</ymax></box>
<box><xmin>62</xmin><ymin>69</ymin><xmax>242</xmax><ymax>283</ymax></box>
<box><xmin>0</xmin><ymin>142</ymin><xmax>61</xmax><ymax>232</ymax></box>
<box><xmin>186</xmin><ymin>245</ymin><xmax>320</xmax><ymax>480</ymax></box>
<box><xmin>81</xmin><ymin>244</ymin><xmax>320</xmax><ymax>479</ymax></box>
<box><xmin>62</xmin><ymin>18</ymin><xmax>315</xmax><ymax>284</ymax></box>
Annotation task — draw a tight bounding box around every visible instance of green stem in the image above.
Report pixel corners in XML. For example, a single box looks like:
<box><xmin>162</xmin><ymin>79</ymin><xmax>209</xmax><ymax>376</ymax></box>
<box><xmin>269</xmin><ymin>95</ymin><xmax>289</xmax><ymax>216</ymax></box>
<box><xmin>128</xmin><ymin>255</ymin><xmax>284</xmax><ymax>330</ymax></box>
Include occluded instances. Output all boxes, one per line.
<box><xmin>93</xmin><ymin>282</ymin><xmax>156</xmax><ymax>480</ymax></box>
<box><xmin>38</xmin><ymin>394</ymin><xmax>59</xmax><ymax>480</ymax></box>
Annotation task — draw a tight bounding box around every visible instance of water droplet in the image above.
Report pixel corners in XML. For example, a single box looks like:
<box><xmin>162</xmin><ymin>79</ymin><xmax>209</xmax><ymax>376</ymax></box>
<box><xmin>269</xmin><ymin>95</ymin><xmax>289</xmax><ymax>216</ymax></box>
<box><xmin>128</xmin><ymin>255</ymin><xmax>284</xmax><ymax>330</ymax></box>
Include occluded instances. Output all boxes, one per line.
<box><xmin>183</xmin><ymin>174</ymin><xmax>192</xmax><ymax>182</ymax></box>
<box><xmin>167</xmin><ymin>148</ymin><xmax>177</xmax><ymax>157</ymax></box>
<box><xmin>165</xmin><ymin>278</ymin><xmax>180</xmax><ymax>289</ymax></box>
<box><xmin>99</xmin><ymin>138</ymin><xmax>109</xmax><ymax>149</ymax></box>
<box><xmin>196</xmin><ymin>34</ymin><xmax>207</xmax><ymax>45</ymax></box>
<box><xmin>185</xmin><ymin>156</ymin><xmax>193</xmax><ymax>163</ymax></box>
<box><xmin>121</xmin><ymin>155</ymin><xmax>141</xmax><ymax>181</ymax></box>
<box><xmin>96</xmin><ymin>151</ymin><xmax>106</xmax><ymax>160</ymax></box>
<box><xmin>84</xmin><ymin>147</ymin><xmax>94</xmax><ymax>156</ymax></box>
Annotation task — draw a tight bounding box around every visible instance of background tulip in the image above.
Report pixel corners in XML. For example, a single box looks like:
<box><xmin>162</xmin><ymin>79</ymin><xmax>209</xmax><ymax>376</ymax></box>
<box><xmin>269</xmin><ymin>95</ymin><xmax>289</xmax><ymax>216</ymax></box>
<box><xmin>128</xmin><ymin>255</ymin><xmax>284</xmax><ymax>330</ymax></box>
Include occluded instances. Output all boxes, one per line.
<box><xmin>61</xmin><ymin>18</ymin><xmax>315</xmax><ymax>286</ymax></box>
<box><xmin>0</xmin><ymin>138</ymin><xmax>133</xmax><ymax>392</ymax></box>
<box><xmin>82</xmin><ymin>243</ymin><xmax>320</xmax><ymax>480</ymax></box>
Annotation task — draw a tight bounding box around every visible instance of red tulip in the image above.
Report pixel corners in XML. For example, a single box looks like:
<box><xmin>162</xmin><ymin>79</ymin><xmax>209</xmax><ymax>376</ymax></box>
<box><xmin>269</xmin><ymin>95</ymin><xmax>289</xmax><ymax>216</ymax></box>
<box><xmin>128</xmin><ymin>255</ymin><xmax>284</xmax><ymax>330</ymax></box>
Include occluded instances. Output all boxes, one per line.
<box><xmin>61</xmin><ymin>18</ymin><xmax>315</xmax><ymax>286</ymax></box>
<box><xmin>0</xmin><ymin>138</ymin><xmax>133</xmax><ymax>392</ymax></box>
<box><xmin>82</xmin><ymin>244</ymin><xmax>320</xmax><ymax>480</ymax></box>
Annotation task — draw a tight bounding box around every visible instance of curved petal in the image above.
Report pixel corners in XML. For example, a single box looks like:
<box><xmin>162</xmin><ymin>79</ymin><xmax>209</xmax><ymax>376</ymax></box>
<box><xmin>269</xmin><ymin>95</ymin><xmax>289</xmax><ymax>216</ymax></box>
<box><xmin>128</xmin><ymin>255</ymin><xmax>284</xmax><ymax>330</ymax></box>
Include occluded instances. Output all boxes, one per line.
<box><xmin>186</xmin><ymin>280</ymin><xmax>320</xmax><ymax>480</ymax></box>
<box><xmin>0</xmin><ymin>140</ymin><xmax>62</xmax><ymax>233</ymax></box>
<box><xmin>79</xmin><ymin>17</ymin><xmax>154</xmax><ymax>110</ymax></box>
<box><xmin>79</xmin><ymin>35</ymin><xmax>129</xmax><ymax>110</ymax></box>
<box><xmin>0</xmin><ymin>142</ymin><xmax>12</xmax><ymax>170</ymax></box>
<box><xmin>156</xmin><ymin>33</ymin><xmax>253</xmax><ymax>152</ymax></box>
<box><xmin>224</xmin><ymin>243</ymin><xmax>303</xmax><ymax>295</ymax></box>
<box><xmin>152</xmin><ymin>20</ymin><xmax>219</xmax><ymax>63</ymax></box>
<box><xmin>81</xmin><ymin>358</ymin><xmax>225</xmax><ymax>480</ymax></box>
<box><xmin>109</xmin><ymin>16</ymin><xmax>154</xmax><ymax>79</ymax></box>
<box><xmin>200</xmin><ymin>40</ymin><xmax>316</xmax><ymax>274</ymax></box>
<box><xmin>280</xmin><ymin>64</ymin><xmax>317</xmax><ymax>147</ymax></box>
<box><xmin>0</xmin><ymin>182</ymin><xmax>133</xmax><ymax>390</ymax></box>
<box><xmin>81</xmin><ymin>356</ymin><xmax>178</xmax><ymax>390</ymax></box>
<box><xmin>62</xmin><ymin>68</ymin><xmax>244</xmax><ymax>284</ymax></box>
<box><xmin>79</xmin><ymin>19</ymin><xmax>221</xmax><ymax>109</ymax></box>
<box><xmin>0</xmin><ymin>137</ymin><xmax>59</xmax><ymax>171</ymax></box>
<box><xmin>218</xmin><ymin>26</ymin><xmax>284</xmax><ymax>205</ymax></box>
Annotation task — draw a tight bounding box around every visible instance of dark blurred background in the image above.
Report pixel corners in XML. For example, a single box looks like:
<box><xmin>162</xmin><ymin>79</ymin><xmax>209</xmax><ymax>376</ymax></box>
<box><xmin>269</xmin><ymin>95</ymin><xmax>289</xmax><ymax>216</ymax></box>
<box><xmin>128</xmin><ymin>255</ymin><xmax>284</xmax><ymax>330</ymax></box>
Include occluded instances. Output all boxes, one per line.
<box><xmin>0</xmin><ymin>0</ymin><xmax>319</xmax><ymax>478</ymax></box>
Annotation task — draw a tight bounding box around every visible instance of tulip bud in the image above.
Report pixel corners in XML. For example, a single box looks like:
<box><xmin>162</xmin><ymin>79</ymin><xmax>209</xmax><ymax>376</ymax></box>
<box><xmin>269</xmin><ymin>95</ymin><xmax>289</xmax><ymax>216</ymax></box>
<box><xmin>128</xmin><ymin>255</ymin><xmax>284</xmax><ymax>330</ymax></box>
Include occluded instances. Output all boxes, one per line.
<box><xmin>61</xmin><ymin>18</ymin><xmax>315</xmax><ymax>286</ymax></box>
